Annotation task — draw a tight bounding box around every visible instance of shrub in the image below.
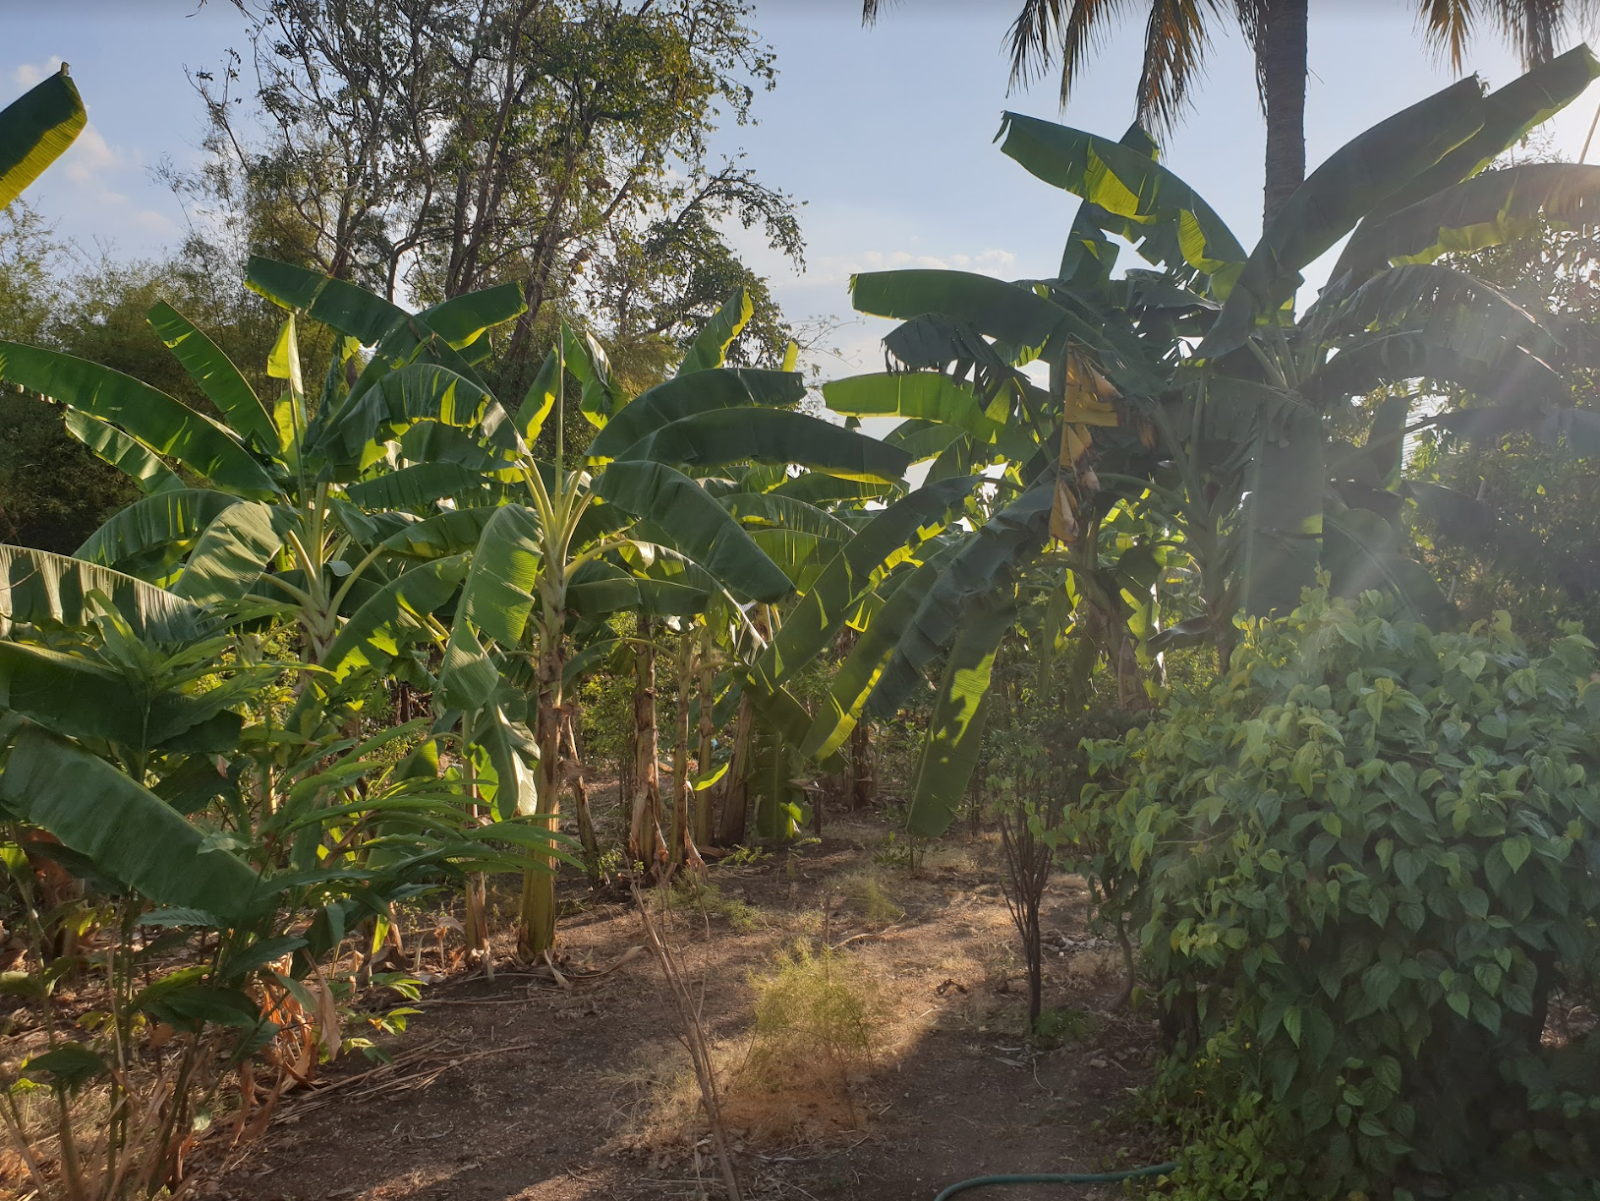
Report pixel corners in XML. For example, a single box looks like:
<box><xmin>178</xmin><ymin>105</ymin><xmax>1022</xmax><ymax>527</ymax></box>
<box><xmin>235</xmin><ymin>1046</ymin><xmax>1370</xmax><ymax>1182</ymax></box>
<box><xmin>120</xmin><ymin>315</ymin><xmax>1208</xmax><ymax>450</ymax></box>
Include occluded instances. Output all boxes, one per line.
<box><xmin>1072</xmin><ymin>589</ymin><xmax>1600</xmax><ymax>1199</ymax></box>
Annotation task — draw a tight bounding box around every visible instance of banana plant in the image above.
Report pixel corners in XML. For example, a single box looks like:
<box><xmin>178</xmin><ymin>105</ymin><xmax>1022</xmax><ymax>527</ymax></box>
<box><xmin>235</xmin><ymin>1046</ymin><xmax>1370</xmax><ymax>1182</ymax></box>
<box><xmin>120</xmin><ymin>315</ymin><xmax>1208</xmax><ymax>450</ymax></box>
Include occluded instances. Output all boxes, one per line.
<box><xmin>435</xmin><ymin>292</ymin><xmax>912</xmax><ymax>954</ymax></box>
<box><xmin>0</xmin><ymin>573</ymin><xmax>561</xmax><ymax>1195</ymax></box>
<box><xmin>811</xmin><ymin>44</ymin><xmax>1600</xmax><ymax>837</ymax></box>
<box><xmin>0</xmin><ymin>259</ymin><xmax>530</xmax><ymax>734</ymax></box>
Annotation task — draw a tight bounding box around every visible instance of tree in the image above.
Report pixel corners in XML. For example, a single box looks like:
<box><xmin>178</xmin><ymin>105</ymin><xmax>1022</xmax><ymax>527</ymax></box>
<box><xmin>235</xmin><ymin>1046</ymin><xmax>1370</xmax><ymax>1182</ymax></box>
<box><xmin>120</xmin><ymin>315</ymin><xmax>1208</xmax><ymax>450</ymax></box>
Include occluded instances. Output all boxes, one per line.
<box><xmin>861</xmin><ymin>0</ymin><xmax>1600</xmax><ymax>226</ymax></box>
<box><xmin>820</xmin><ymin>46</ymin><xmax>1600</xmax><ymax>836</ymax></box>
<box><xmin>190</xmin><ymin>0</ymin><xmax>803</xmax><ymax>383</ymax></box>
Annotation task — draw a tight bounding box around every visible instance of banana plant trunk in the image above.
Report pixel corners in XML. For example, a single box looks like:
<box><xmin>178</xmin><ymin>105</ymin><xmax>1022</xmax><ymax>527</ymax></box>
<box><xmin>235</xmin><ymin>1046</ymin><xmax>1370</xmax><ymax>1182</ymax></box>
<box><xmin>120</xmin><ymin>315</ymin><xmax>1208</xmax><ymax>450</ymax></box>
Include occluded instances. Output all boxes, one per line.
<box><xmin>715</xmin><ymin>692</ymin><xmax>755</xmax><ymax>846</ymax></box>
<box><xmin>849</xmin><ymin>720</ymin><xmax>875</xmax><ymax>811</ymax></box>
<box><xmin>694</xmin><ymin>628</ymin><xmax>717</xmax><ymax>845</ymax></box>
<box><xmin>568</xmin><ymin>715</ymin><xmax>602</xmax><ymax>890</ymax></box>
<box><xmin>518</xmin><ymin>623</ymin><xmax>565</xmax><ymax>958</ymax></box>
<box><xmin>667</xmin><ymin>634</ymin><xmax>694</xmax><ymax>876</ymax></box>
<box><xmin>1260</xmin><ymin>0</ymin><xmax>1309</xmax><ymax>227</ymax></box>
<box><xmin>628</xmin><ymin>615</ymin><xmax>667</xmax><ymax>878</ymax></box>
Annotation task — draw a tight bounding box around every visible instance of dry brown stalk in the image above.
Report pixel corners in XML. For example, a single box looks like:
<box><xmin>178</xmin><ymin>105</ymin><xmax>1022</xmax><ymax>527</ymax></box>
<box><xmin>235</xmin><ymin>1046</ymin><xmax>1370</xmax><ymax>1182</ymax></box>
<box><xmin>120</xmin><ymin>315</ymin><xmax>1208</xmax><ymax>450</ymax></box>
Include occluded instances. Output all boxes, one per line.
<box><xmin>631</xmin><ymin>882</ymin><xmax>743</xmax><ymax>1201</ymax></box>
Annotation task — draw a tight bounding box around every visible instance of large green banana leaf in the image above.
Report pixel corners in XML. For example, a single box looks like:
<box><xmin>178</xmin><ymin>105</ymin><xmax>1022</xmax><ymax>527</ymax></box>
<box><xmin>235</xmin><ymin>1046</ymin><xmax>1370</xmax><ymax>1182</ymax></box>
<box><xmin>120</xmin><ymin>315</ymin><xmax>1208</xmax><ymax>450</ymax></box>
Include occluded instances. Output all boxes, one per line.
<box><xmin>1333</xmin><ymin>164</ymin><xmax>1600</xmax><ymax>283</ymax></box>
<box><xmin>379</xmin><ymin>507</ymin><xmax>498</xmax><ymax>560</ymax></box>
<box><xmin>596</xmin><ymin>461</ymin><xmax>792</xmax><ymax>603</ymax></box>
<box><xmin>1322</xmin><ymin>505</ymin><xmax>1448</xmax><ymax>622</ymax></box>
<box><xmin>319</xmin><ymin>554</ymin><xmax>467</xmax><ymax>682</ymax></box>
<box><xmin>904</xmin><ymin>596</ymin><xmax>1013</xmax><ymax>839</ymax></box>
<box><xmin>0</xmin><ymin>728</ymin><xmax>264</xmax><ymax>924</ymax></box>
<box><xmin>586</xmin><ymin>369</ymin><xmax>805</xmax><ymax>461</ymax></box>
<box><xmin>246</xmin><ymin>257</ymin><xmax>411</xmax><ymax>345</ymax></box>
<box><xmin>799</xmin><ymin>551</ymin><xmax>950</xmax><ymax>761</ymax></box>
<box><xmin>563</xmin><ymin>324</ymin><xmax>621</xmax><ymax>429</ymax></box>
<box><xmin>1374</xmin><ymin>46</ymin><xmax>1600</xmax><ymax>221</ymax></box>
<box><xmin>75</xmin><ymin>488</ymin><xmax>241</xmax><ymax>574</ymax></box>
<box><xmin>63</xmin><ymin>410</ymin><xmax>186</xmax><ymax>495</ymax></box>
<box><xmin>1237</xmin><ymin>406</ymin><xmax>1324</xmax><ymax>618</ymax></box>
<box><xmin>469</xmin><ymin>701</ymin><xmax>538</xmax><ymax>820</ymax></box>
<box><xmin>885</xmin><ymin>420</ymin><xmax>967</xmax><ymax>464</ymax></box>
<box><xmin>171</xmin><ymin>501</ymin><xmax>291</xmax><ymax>609</ymax></box>
<box><xmin>615</xmin><ymin>408</ymin><xmax>911</xmax><ymax>484</ymax></box>
<box><xmin>456</xmin><ymin>504</ymin><xmax>541</xmax><ymax>648</ymax></box>
<box><xmin>417</xmin><ymin>283</ymin><xmax>528</xmax><ymax>348</ymax></box>
<box><xmin>675</xmin><ymin>289</ymin><xmax>753</xmax><ymax>376</ymax></box>
<box><xmin>0</xmin><ymin>545</ymin><xmax>206</xmax><ymax>641</ymax></box>
<box><xmin>851</xmin><ymin>270</ymin><xmax>1063</xmax><ymax>359</ymax></box>
<box><xmin>770</xmin><ymin>472</ymin><xmax>899</xmax><ymax>506</ymax></box>
<box><xmin>344</xmin><ymin>462</ymin><xmax>492</xmax><ymax>510</ymax></box>
<box><xmin>1303</xmin><ymin>332</ymin><xmax>1566</xmax><ymax>412</ymax></box>
<box><xmin>867</xmin><ymin>479</ymin><xmax>1052</xmax><ymax>718</ymax></box>
<box><xmin>1311</xmin><ymin>264</ymin><xmax>1561</xmax><ymax>364</ymax></box>
<box><xmin>995</xmin><ymin>112</ymin><xmax>1245</xmax><ymax>278</ymax></box>
<box><xmin>0</xmin><ymin>343</ymin><xmax>278</xmax><ymax>499</ymax></box>
<box><xmin>0</xmin><ymin>67</ymin><xmax>85</xmax><ymax>209</ymax></box>
<box><xmin>148</xmin><ymin>303</ymin><xmax>278</xmax><ymax>450</ymax></box>
<box><xmin>719</xmin><ymin>492</ymin><xmax>855</xmax><ymax>541</ymax></box>
<box><xmin>1203</xmin><ymin>77</ymin><xmax>1486</xmax><ymax>357</ymax></box>
<box><xmin>852</xmin><ymin>270</ymin><xmax>1162</xmax><ymax>393</ymax></box>
<box><xmin>0</xmin><ymin>641</ymin><xmax>244</xmax><ymax>751</ymax></box>
<box><xmin>567</xmin><ymin>561</ymin><xmax>707</xmax><ymax>619</ymax></box>
<box><xmin>321</xmin><ymin>362</ymin><xmax>518</xmax><ymax>464</ymax></box>
<box><xmin>823</xmin><ymin>372</ymin><xmax>1007</xmax><ymax>446</ymax></box>
<box><xmin>753</xmin><ymin>476</ymin><xmax>980</xmax><ymax>687</ymax></box>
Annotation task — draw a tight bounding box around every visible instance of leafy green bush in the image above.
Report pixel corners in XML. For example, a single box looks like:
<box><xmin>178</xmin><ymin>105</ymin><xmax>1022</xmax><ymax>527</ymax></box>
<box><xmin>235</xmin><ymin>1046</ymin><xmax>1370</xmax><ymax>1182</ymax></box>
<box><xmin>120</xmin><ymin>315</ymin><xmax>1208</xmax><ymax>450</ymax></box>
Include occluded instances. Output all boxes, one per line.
<box><xmin>1072</xmin><ymin>589</ymin><xmax>1600</xmax><ymax>1199</ymax></box>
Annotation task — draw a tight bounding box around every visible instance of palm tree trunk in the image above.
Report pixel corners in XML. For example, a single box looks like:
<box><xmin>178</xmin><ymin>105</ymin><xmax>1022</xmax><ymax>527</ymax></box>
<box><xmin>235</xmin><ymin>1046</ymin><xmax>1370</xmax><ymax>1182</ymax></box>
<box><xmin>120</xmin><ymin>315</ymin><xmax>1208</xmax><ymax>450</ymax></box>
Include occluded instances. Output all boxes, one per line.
<box><xmin>1260</xmin><ymin>0</ymin><xmax>1310</xmax><ymax>228</ymax></box>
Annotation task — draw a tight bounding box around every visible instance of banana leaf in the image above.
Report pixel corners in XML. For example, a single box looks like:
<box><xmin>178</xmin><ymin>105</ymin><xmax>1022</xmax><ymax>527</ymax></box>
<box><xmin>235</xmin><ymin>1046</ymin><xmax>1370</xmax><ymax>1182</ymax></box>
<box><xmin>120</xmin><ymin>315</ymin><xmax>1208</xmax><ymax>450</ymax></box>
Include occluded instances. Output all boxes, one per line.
<box><xmin>0</xmin><ymin>544</ymin><xmax>206</xmax><ymax>641</ymax></box>
<box><xmin>148</xmin><ymin>303</ymin><xmax>277</xmax><ymax>450</ymax></box>
<box><xmin>1203</xmin><ymin>77</ymin><xmax>1486</xmax><ymax>357</ymax></box>
<box><xmin>587</xmin><ymin>368</ymin><xmax>805</xmax><ymax>461</ymax></box>
<box><xmin>905</xmin><ymin>596</ymin><xmax>1014</xmax><ymax>838</ymax></box>
<box><xmin>995</xmin><ymin>112</ymin><xmax>1245</xmax><ymax>278</ymax></box>
<box><xmin>0</xmin><ymin>67</ymin><xmax>85</xmax><ymax>208</ymax></box>
<box><xmin>615</xmin><ymin>407</ymin><xmax>911</xmax><ymax>485</ymax></box>
<box><xmin>0</xmin><ymin>343</ymin><xmax>278</xmax><ymax>500</ymax></box>
<box><xmin>676</xmin><ymin>289</ymin><xmax>753</xmax><ymax>376</ymax></box>
<box><xmin>596</xmin><ymin>460</ymin><xmax>793</xmax><ymax>603</ymax></box>
<box><xmin>0</xmin><ymin>728</ymin><xmax>264</xmax><ymax>924</ymax></box>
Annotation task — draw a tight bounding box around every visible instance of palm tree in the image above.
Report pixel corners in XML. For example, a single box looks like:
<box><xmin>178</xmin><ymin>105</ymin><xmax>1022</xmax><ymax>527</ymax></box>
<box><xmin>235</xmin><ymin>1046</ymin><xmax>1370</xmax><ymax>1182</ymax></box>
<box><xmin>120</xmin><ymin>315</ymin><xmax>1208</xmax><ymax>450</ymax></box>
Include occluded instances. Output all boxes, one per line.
<box><xmin>862</xmin><ymin>0</ymin><xmax>1597</xmax><ymax>225</ymax></box>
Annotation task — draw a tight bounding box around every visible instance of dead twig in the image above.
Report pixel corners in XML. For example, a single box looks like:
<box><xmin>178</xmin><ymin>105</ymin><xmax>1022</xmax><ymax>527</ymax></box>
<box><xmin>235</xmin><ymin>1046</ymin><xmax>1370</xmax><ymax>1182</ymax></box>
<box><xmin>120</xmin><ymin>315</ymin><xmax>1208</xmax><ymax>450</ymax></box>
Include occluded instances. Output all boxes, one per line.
<box><xmin>632</xmin><ymin>880</ymin><xmax>743</xmax><ymax>1201</ymax></box>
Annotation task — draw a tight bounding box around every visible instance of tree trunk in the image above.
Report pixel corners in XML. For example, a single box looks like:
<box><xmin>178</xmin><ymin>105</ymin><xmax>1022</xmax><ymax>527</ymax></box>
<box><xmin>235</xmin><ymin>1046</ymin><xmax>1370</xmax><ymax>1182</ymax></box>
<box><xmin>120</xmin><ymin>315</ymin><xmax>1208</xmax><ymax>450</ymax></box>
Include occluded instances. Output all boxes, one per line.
<box><xmin>628</xmin><ymin>616</ymin><xmax>667</xmax><ymax>878</ymax></box>
<box><xmin>1260</xmin><ymin>0</ymin><xmax>1310</xmax><ymax>229</ymax></box>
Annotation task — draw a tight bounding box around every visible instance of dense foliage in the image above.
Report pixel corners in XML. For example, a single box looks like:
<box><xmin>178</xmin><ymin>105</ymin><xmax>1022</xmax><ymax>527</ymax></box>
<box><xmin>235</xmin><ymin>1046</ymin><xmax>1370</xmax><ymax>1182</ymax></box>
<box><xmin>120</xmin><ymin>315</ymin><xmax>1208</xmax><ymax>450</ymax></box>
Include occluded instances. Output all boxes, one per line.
<box><xmin>1074</xmin><ymin>589</ymin><xmax>1600</xmax><ymax>1199</ymax></box>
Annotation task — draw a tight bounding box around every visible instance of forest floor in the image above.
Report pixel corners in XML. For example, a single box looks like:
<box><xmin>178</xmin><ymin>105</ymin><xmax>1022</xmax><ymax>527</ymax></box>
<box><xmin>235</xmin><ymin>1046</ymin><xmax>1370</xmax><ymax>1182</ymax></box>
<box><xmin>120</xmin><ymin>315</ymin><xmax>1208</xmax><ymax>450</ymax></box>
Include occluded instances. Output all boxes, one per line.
<box><xmin>199</xmin><ymin>799</ymin><xmax>1166</xmax><ymax>1201</ymax></box>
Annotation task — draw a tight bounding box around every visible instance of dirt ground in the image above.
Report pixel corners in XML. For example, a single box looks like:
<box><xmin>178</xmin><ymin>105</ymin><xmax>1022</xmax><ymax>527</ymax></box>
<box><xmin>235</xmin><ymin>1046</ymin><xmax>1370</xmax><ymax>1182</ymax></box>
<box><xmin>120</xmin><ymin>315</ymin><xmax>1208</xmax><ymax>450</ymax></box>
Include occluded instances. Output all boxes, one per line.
<box><xmin>196</xmin><ymin>807</ymin><xmax>1163</xmax><ymax>1201</ymax></box>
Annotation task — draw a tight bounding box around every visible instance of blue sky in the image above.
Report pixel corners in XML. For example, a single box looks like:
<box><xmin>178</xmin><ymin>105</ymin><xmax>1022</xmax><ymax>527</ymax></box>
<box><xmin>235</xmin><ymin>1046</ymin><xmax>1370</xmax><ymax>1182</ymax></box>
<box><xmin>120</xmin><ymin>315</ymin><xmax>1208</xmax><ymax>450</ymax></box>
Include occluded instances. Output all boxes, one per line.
<box><xmin>7</xmin><ymin>1</ymin><xmax>1600</xmax><ymax>369</ymax></box>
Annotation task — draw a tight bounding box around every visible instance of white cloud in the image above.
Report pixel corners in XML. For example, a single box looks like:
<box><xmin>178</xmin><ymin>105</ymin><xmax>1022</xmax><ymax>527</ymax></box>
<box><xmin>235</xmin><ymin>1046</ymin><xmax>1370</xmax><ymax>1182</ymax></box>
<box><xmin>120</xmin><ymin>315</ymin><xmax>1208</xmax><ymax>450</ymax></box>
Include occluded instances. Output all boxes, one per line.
<box><xmin>62</xmin><ymin>125</ymin><xmax>123</xmax><ymax>185</ymax></box>
<box><xmin>10</xmin><ymin>57</ymin><xmax>63</xmax><ymax>90</ymax></box>
<box><xmin>132</xmin><ymin>209</ymin><xmax>181</xmax><ymax>238</ymax></box>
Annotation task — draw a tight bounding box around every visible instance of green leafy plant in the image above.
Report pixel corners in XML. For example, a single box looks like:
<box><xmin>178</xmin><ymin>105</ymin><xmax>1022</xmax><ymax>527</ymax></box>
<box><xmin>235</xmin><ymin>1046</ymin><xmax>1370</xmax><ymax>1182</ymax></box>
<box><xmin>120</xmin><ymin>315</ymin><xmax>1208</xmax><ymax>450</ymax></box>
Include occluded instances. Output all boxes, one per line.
<box><xmin>1073</xmin><ymin>587</ymin><xmax>1600</xmax><ymax>1198</ymax></box>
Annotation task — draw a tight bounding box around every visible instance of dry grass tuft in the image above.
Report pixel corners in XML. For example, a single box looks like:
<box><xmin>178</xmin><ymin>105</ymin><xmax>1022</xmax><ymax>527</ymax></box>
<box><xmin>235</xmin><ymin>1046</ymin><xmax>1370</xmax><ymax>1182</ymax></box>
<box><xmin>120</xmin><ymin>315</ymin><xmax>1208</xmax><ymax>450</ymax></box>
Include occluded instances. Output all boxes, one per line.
<box><xmin>610</xmin><ymin>940</ymin><xmax>888</xmax><ymax>1153</ymax></box>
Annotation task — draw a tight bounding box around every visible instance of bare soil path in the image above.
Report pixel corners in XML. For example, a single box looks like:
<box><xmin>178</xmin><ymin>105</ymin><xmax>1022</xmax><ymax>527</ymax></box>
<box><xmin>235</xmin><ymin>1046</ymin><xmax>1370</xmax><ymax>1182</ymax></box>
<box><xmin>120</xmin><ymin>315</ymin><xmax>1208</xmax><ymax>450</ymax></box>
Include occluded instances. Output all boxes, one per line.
<box><xmin>201</xmin><ymin>813</ymin><xmax>1161</xmax><ymax>1201</ymax></box>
